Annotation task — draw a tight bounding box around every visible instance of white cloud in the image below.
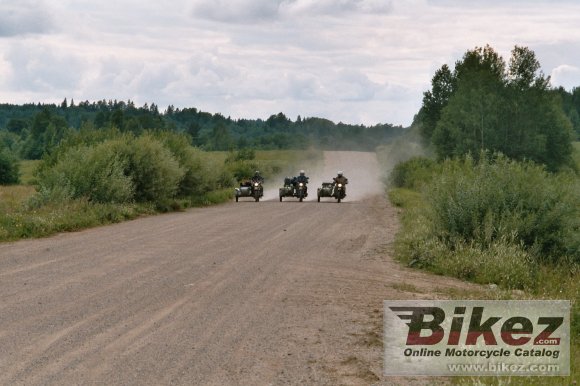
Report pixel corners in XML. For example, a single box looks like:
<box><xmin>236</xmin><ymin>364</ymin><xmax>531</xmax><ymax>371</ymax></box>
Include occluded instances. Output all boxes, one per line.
<box><xmin>190</xmin><ymin>0</ymin><xmax>393</xmax><ymax>23</ymax></box>
<box><xmin>190</xmin><ymin>0</ymin><xmax>283</xmax><ymax>23</ymax></box>
<box><xmin>0</xmin><ymin>0</ymin><xmax>54</xmax><ymax>37</ymax></box>
<box><xmin>550</xmin><ymin>65</ymin><xmax>580</xmax><ymax>90</ymax></box>
<box><xmin>279</xmin><ymin>0</ymin><xmax>393</xmax><ymax>17</ymax></box>
<box><xmin>4</xmin><ymin>41</ymin><xmax>84</xmax><ymax>92</ymax></box>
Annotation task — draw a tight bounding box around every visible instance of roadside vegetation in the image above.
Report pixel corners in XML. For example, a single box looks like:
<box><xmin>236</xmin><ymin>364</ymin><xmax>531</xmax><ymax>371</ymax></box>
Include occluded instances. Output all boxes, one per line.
<box><xmin>386</xmin><ymin>44</ymin><xmax>579</xmax><ymax>384</ymax></box>
<box><xmin>0</xmin><ymin>128</ymin><xmax>318</xmax><ymax>242</ymax></box>
<box><xmin>389</xmin><ymin>151</ymin><xmax>579</xmax><ymax>384</ymax></box>
<box><xmin>389</xmin><ymin>152</ymin><xmax>579</xmax><ymax>288</ymax></box>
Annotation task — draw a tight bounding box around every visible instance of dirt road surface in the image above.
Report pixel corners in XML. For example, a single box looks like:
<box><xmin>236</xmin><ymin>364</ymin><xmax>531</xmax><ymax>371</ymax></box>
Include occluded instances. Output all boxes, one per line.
<box><xmin>0</xmin><ymin>152</ymin><xmax>474</xmax><ymax>385</ymax></box>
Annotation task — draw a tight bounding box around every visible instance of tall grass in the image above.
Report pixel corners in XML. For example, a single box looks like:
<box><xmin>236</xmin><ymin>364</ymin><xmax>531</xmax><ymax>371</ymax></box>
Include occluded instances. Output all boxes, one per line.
<box><xmin>389</xmin><ymin>156</ymin><xmax>439</xmax><ymax>190</ymax></box>
<box><xmin>393</xmin><ymin>153</ymin><xmax>579</xmax><ymax>271</ymax></box>
<box><xmin>19</xmin><ymin>160</ymin><xmax>41</xmax><ymax>185</ymax></box>
<box><xmin>0</xmin><ymin>185</ymin><xmax>36</xmax><ymax>214</ymax></box>
<box><xmin>0</xmin><ymin>199</ymin><xmax>154</xmax><ymax>241</ymax></box>
<box><xmin>427</xmin><ymin>154</ymin><xmax>579</xmax><ymax>265</ymax></box>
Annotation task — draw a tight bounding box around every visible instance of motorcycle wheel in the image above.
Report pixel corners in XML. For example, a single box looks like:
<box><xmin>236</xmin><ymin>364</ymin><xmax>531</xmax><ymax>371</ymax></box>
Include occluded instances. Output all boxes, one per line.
<box><xmin>338</xmin><ymin>197</ymin><xmax>341</xmax><ymax>203</ymax></box>
<box><xmin>255</xmin><ymin>196</ymin><xmax>259</xmax><ymax>202</ymax></box>
<box><xmin>235</xmin><ymin>196</ymin><xmax>239</xmax><ymax>202</ymax></box>
<box><xmin>299</xmin><ymin>196</ymin><xmax>303</xmax><ymax>202</ymax></box>
<box><xmin>279</xmin><ymin>196</ymin><xmax>283</xmax><ymax>202</ymax></box>
<box><xmin>317</xmin><ymin>196</ymin><xmax>320</xmax><ymax>202</ymax></box>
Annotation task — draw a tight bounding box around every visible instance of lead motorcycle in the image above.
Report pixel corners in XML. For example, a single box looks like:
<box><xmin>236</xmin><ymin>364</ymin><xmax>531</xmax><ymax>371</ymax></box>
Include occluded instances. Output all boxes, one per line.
<box><xmin>295</xmin><ymin>181</ymin><xmax>307</xmax><ymax>202</ymax></box>
<box><xmin>332</xmin><ymin>182</ymin><xmax>346</xmax><ymax>203</ymax></box>
<box><xmin>317</xmin><ymin>181</ymin><xmax>346</xmax><ymax>203</ymax></box>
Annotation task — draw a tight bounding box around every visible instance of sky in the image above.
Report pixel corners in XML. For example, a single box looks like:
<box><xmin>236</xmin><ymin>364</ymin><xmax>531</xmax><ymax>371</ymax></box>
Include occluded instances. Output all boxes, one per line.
<box><xmin>1</xmin><ymin>0</ymin><xmax>580</xmax><ymax>126</ymax></box>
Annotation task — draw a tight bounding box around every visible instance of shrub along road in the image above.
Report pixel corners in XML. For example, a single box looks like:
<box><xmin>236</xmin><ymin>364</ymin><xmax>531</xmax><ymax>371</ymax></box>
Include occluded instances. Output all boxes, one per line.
<box><xmin>0</xmin><ymin>152</ymin><xmax>475</xmax><ymax>385</ymax></box>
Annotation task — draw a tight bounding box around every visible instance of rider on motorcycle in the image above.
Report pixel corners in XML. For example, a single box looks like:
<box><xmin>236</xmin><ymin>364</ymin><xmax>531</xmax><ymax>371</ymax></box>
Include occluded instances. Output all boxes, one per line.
<box><xmin>295</xmin><ymin>170</ymin><xmax>309</xmax><ymax>184</ymax></box>
<box><xmin>292</xmin><ymin>170</ymin><xmax>309</xmax><ymax>194</ymax></box>
<box><xmin>333</xmin><ymin>171</ymin><xmax>348</xmax><ymax>195</ymax></box>
<box><xmin>251</xmin><ymin>170</ymin><xmax>264</xmax><ymax>184</ymax></box>
<box><xmin>250</xmin><ymin>171</ymin><xmax>264</xmax><ymax>195</ymax></box>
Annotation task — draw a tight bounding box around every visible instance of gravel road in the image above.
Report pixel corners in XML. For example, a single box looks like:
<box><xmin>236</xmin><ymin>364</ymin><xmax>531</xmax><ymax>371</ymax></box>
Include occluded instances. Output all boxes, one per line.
<box><xmin>0</xmin><ymin>152</ymin><xmax>473</xmax><ymax>385</ymax></box>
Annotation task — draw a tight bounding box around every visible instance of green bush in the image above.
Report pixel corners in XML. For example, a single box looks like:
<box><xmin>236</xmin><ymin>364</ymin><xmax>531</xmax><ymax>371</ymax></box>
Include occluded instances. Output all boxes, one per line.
<box><xmin>36</xmin><ymin>143</ymin><xmax>134</xmax><ymax>203</ymax></box>
<box><xmin>389</xmin><ymin>156</ymin><xmax>437</xmax><ymax>190</ymax></box>
<box><xmin>114</xmin><ymin>135</ymin><xmax>185</xmax><ymax>204</ymax></box>
<box><xmin>397</xmin><ymin>231</ymin><xmax>536</xmax><ymax>289</ymax></box>
<box><xmin>227</xmin><ymin>160</ymin><xmax>257</xmax><ymax>182</ymax></box>
<box><xmin>0</xmin><ymin>150</ymin><xmax>20</xmax><ymax>184</ymax></box>
<box><xmin>38</xmin><ymin>126</ymin><xmax>125</xmax><ymax>171</ymax></box>
<box><xmin>388</xmin><ymin>188</ymin><xmax>422</xmax><ymax>208</ymax></box>
<box><xmin>225</xmin><ymin>148</ymin><xmax>255</xmax><ymax>163</ymax></box>
<box><xmin>37</xmin><ymin>135</ymin><xmax>186</xmax><ymax>206</ymax></box>
<box><xmin>153</xmin><ymin>131</ymin><xmax>209</xmax><ymax>197</ymax></box>
<box><xmin>426</xmin><ymin>153</ymin><xmax>579</xmax><ymax>264</ymax></box>
<box><xmin>434</xmin><ymin>239</ymin><xmax>536</xmax><ymax>289</ymax></box>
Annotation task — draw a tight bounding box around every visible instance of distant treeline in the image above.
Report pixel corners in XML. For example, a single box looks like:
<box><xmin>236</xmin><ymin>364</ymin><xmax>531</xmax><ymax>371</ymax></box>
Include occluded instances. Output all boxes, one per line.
<box><xmin>0</xmin><ymin>100</ymin><xmax>404</xmax><ymax>160</ymax></box>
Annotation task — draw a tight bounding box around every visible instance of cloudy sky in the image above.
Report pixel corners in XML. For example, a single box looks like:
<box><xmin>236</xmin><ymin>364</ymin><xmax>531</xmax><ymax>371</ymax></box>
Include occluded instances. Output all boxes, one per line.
<box><xmin>1</xmin><ymin>0</ymin><xmax>580</xmax><ymax>126</ymax></box>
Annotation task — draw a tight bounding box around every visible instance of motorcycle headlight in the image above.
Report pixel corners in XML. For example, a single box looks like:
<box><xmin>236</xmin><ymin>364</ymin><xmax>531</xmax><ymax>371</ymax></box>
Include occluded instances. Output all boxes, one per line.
<box><xmin>338</xmin><ymin>184</ymin><xmax>343</xmax><ymax>187</ymax></box>
<box><xmin>299</xmin><ymin>183</ymin><xmax>304</xmax><ymax>187</ymax></box>
<box><xmin>254</xmin><ymin>183</ymin><xmax>259</xmax><ymax>187</ymax></box>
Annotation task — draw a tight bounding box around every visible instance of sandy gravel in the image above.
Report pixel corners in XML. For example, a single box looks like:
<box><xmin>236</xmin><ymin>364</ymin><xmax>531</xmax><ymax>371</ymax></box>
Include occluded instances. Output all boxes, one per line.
<box><xmin>0</xmin><ymin>151</ymin><xmax>476</xmax><ymax>385</ymax></box>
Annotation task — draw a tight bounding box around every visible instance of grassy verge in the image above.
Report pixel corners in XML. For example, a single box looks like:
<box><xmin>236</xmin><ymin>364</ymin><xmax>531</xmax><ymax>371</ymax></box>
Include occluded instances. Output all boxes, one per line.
<box><xmin>0</xmin><ymin>176</ymin><xmax>155</xmax><ymax>242</ymax></box>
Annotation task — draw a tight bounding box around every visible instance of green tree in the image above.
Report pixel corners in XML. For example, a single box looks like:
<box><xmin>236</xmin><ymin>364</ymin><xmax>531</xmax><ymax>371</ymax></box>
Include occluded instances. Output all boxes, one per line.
<box><xmin>569</xmin><ymin>108</ymin><xmax>580</xmax><ymax>139</ymax></box>
<box><xmin>209</xmin><ymin>124</ymin><xmax>233</xmax><ymax>150</ymax></box>
<box><xmin>186</xmin><ymin>122</ymin><xmax>201</xmax><ymax>146</ymax></box>
<box><xmin>6</xmin><ymin>118</ymin><xmax>28</xmax><ymax>134</ymax></box>
<box><xmin>111</xmin><ymin>108</ymin><xmax>124</xmax><ymax>130</ymax></box>
<box><xmin>124</xmin><ymin>117</ymin><xmax>142</xmax><ymax>135</ymax></box>
<box><xmin>426</xmin><ymin>45</ymin><xmax>574</xmax><ymax>171</ymax></box>
<box><xmin>454</xmin><ymin>45</ymin><xmax>506</xmax><ymax>84</ymax></box>
<box><xmin>417</xmin><ymin>64</ymin><xmax>455</xmax><ymax>144</ymax></box>
<box><xmin>432</xmin><ymin>45</ymin><xmax>506</xmax><ymax>159</ymax></box>
<box><xmin>508</xmin><ymin>45</ymin><xmax>544</xmax><ymax>89</ymax></box>
<box><xmin>0</xmin><ymin>149</ymin><xmax>19</xmax><ymax>184</ymax></box>
<box><xmin>22</xmin><ymin>109</ymin><xmax>69</xmax><ymax>159</ymax></box>
<box><xmin>266</xmin><ymin>112</ymin><xmax>291</xmax><ymax>131</ymax></box>
<box><xmin>94</xmin><ymin>110</ymin><xmax>108</xmax><ymax>128</ymax></box>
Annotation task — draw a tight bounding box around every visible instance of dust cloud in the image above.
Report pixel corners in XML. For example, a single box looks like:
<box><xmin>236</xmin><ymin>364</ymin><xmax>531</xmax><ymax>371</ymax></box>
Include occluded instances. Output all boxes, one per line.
<box><xmin>376</xmin><ymin>126</ymin><xmax>427</xmax><ymax>187</ymax></box>
<box><xmin>258</xmin><ymin>127</ymin><xmax>427</xmax><ymax>201</ymax></box>
<box><xmin>261</xmin><ymin>151</ymin><xmax>384</xmax><ymax>202</ymax></box>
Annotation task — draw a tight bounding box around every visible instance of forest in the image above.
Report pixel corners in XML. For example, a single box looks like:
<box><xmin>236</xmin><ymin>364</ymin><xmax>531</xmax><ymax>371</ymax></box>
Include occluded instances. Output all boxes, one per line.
<box><xmin>0</xmin><ymin>100</ymin><xmax>403</xmax><ymax>160</ymax></box>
